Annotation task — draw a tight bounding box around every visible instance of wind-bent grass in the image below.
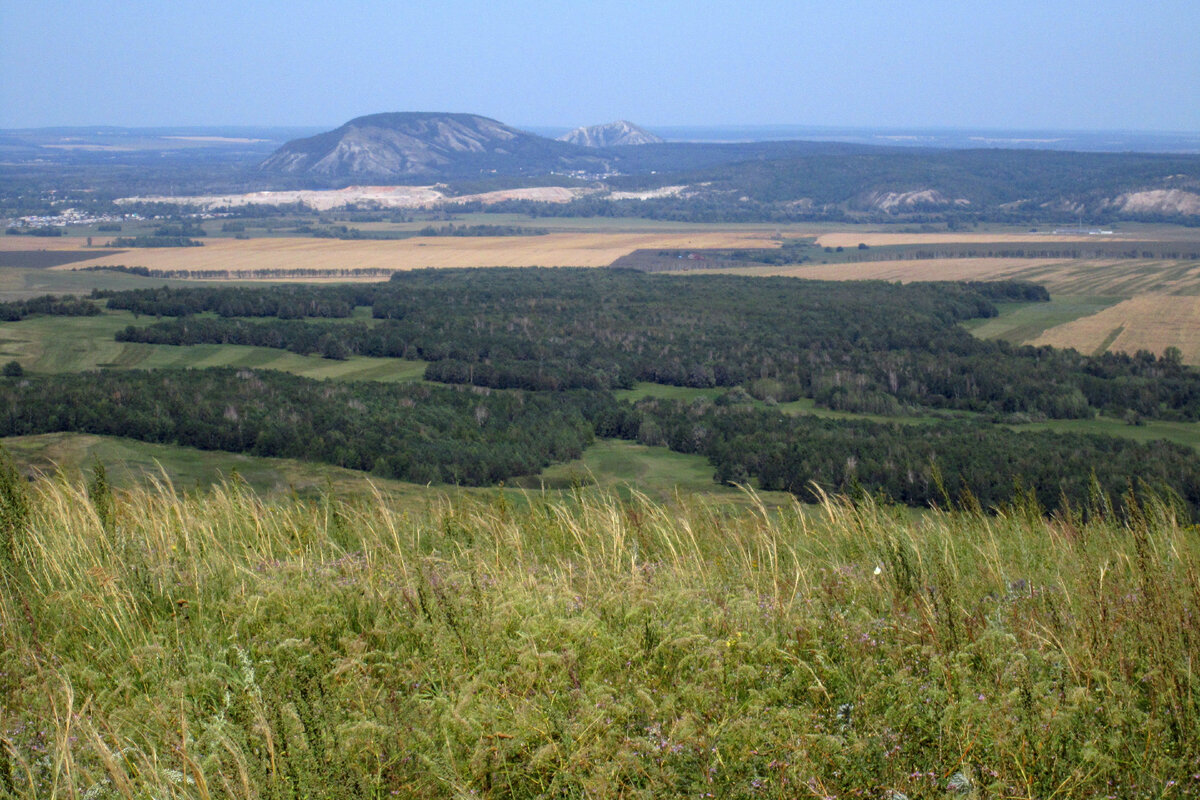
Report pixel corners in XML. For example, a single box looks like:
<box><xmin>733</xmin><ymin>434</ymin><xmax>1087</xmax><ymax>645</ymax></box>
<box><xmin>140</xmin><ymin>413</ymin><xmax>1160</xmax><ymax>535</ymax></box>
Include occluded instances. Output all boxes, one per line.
<box><xmin>2</xmin><ymin>466</ymin><xmax>1199</xmax><ymax>798</ymax></box>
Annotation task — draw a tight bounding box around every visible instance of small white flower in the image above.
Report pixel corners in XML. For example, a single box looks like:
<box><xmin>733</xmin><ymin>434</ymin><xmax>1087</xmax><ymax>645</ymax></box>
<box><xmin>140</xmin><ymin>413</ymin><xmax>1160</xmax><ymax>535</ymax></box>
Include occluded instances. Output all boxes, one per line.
<box><xmin>874</xmin><ymin>565</ymin><xmax>883</xmax><ymax>575</ymax></box>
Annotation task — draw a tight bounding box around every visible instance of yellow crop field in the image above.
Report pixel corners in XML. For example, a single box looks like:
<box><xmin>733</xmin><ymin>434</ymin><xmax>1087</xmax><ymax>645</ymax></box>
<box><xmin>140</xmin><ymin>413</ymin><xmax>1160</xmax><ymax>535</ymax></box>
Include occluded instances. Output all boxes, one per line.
<box><xmin>813</xmin><ymin>232</ymin><xmax>1119</xmax><ymax>247</ymax></box>
<box><xmin>46</xmin><ymin>232</ymin><xmax>779</xmax><ymax>276</ymax></box>
<box><xmin>1031</xmin><ymin>295</ymin><xmax>1200</xmax><ymax>361</ymax></box>
<box><xmin>702</xmin><ymin>259</ymin><xmax>1067</xmax><ymax>283</ymax></box>
<box><xmin>0</xmin><ymin>236</ymin><xmax>93</xmax><ymax>251</ymax></box>
<box><xmin>704</xmin><ymin>258</ymin><xmax>1200</xmax><ymax>297</ymax></box>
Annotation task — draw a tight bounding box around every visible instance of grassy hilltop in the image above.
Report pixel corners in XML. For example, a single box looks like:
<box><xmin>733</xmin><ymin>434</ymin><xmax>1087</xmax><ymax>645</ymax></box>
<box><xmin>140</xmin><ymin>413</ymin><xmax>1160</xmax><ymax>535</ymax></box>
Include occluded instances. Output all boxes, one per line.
<box><xmin>2</xmin><ymin>457</ymin><xmax>1199</xmax><ymax>798</ymax></box>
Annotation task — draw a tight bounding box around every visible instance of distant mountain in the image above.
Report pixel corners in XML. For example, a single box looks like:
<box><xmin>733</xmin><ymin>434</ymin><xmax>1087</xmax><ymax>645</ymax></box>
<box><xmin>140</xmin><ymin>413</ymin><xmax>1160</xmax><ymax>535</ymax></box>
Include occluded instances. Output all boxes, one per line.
<box><xmin>558</xmin><ymin>120</ymin><xmax>664</xmax><ymax>147</ymax></box>
<box><xmin>259</xmin><ymin>112</ymin><xmax>597</xmax><ymax>180</ymax></box>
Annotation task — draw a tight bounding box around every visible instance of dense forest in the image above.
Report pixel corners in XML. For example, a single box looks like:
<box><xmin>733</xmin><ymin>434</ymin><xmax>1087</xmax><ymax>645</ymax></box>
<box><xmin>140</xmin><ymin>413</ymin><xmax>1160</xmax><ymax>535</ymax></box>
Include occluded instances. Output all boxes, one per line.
<box><xmin>2</xmin><ymin>367</ymin><xmax>1198</xmax><ymax>514</ymax></box>
<box><xmin>105</xmin><ymin>270</ymin><xmax>1200</xmax><ymax>421</ymax></box>
<box><xmin>0</xmin><ymin>369</ymin><xmax>599</xmax><ymax>485</ymax></box>
<box><xmin>608</xmin><ymin>397</ymin><xmax>1200</xmax><ymax>512</ymax></box>
<box><xmin>3</xmin><ymin>270</ymin><xmax>1199</xmax><ymax>510</ymax></box>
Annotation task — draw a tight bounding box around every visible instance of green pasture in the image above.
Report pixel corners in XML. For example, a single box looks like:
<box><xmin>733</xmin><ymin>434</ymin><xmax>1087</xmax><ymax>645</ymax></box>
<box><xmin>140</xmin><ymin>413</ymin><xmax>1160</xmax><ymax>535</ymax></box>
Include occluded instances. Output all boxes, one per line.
<box><xmin>0</xmin><ymin>264</ymin><xmax>198</xmax><ymax>299</ymax></box>
<box><xmin>962</xmin><ymin>295</ymin><xmax>1124</xmax><ymax>343</ymax></box>
<box><xmin>515</xmin><ymin>438</ymin><xmax>793</xmax><ymax>506</ymax></box>
<box><xmin>0</xmin><ymin>309</ymin><xmax>426</xmax><ymax>380</ymax></box>
<box><xmin>1</xmin><ymin>431</ymin><xmax>780</xmax><ymax>508</ymax></box>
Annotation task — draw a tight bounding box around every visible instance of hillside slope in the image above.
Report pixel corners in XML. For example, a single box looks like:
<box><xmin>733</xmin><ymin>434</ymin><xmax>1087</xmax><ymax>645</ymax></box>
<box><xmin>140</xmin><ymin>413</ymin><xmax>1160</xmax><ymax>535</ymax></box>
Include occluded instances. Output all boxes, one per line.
<box><xmin>260</xmin><ymin>111</ymin><xmax>598</xmax><ymax>180</ymax></box>
<box><xmin>559</xmin><ymin>120</ymin><xmax>664</xmax><ymax>147</ymax></box>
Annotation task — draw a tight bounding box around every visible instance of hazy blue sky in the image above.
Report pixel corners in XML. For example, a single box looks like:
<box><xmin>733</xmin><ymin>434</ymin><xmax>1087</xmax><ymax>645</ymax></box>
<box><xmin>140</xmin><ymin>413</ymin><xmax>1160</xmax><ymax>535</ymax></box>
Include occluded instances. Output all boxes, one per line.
<box><xmin>3</xmin><ymin>0</ymin><xmax>1198</xmax><ymax>131</ymax></box>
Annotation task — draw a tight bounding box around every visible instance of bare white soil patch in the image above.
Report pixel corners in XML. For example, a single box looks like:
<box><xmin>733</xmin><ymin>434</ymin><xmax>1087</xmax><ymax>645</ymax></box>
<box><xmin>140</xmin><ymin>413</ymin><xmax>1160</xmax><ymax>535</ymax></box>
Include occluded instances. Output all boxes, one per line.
<box><xmin>1112</xmin><ymin>190</ymin><xmax>1200</xmax><ymax>216</ymax></box>
<box><xmin>117</xmin><ymin>185</ymin><xmax>595</xmax><ymax>211</ymax></box>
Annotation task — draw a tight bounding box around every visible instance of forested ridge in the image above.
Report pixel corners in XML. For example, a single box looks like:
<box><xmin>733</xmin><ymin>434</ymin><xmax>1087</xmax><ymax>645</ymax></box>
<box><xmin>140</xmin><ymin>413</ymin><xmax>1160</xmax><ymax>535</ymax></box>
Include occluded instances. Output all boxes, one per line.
<box><xmin>602</xmin><ymin>397</ymin><xmax>1200</xmax><ymax>512</ymax></box>
<box><xmin>107</xmin><ymin>270</ymin><xmax>1200</xmax><ymax>421</ymax></box>
<box><xmin>0</xmin><ymin>369</ymin><xmax>598</xmax><ymax>485</ymax></box>
<box><xmin>3</xmin><ymin>367</ymin><xmax>1199</xmax><ymax>514</ymax></box>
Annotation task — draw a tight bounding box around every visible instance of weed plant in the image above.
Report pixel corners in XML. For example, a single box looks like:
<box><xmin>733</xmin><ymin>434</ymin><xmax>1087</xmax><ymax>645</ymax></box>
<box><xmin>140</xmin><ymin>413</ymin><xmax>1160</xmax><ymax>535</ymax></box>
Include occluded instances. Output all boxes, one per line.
<box><xmin>1</xmin><ymin>453</ymin><xmax>1199</xmax><ymax>798</ymax></box>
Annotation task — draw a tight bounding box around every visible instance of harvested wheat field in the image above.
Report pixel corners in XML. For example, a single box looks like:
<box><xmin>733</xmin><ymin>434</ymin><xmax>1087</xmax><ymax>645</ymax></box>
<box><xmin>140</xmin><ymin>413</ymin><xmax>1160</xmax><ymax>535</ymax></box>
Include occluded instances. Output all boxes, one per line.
<box><xmin>703</xmin><ymin>259</ymin><xmax>1069</xmax><ymax>284</ymax></box>
<box><xmin>813</xmin><ymin>232</ymin><xmax>1128</xmax><ymax>248</ymax></box>
<box><xmin>49</xmin><ymin>232</ymin><xmax>779</xmax><ymax>276</ymax></box>
<box><xmin>0</xmin><ymin>236</ymin><xmax>94</xmax><ymax>251</ymax></box>
<box><xmin>705</xmin><ymin>258</ymin><xmax>1200</xmax><ymax>296</ymax></box>
<box><xmin>1032</xmin><ymin>295</ymin><xmax>1200</xmax><ymax>361</ymax></box>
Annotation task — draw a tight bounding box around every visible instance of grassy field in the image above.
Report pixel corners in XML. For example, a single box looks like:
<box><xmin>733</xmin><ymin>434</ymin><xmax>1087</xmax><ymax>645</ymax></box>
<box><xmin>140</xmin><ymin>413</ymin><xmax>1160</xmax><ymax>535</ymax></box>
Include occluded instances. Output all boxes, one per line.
<box><xmin>0</xmin><ymin>432</ymin><xmax>425</xmax><ymax>498</ymax></box>
<box><xmin>0</xmin><ymin>431</ymin><xmax>778</xmax><ymax>508</ymax></box>
<box><xmin>515</xmin><ymin>439</ymin><xmax>793</xmax><ymax>506</ymax></box>
<box><xmin>961</xmin><ymin>295</ymin><xmax>1124</xmax><ymax>342</ymax></box>
<box><xmin>0</xmin><ymin>310</ymin><xmax>427</xmax><ymax>380</ymax></box>
<box><xmin>1031</xmin><ymin>294</ymin><xmax>1200</xmax><ymax>362</ymax></box>
<box><xmin>3</xmin><ymin>473</ymin><xmax>1198</xmax><ymax>798</ymax></box>
<box><xmin>0</xmin><ymin>263</ymin><xmax>197</xmax><ymax>300</ymax></box>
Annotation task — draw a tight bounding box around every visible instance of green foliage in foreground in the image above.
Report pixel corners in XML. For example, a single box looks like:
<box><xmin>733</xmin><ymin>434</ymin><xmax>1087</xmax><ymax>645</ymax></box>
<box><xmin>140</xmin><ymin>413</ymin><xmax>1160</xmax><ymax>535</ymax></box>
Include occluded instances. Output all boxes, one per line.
<box><xmin>2</xmin><ymin>464</ymin><xmax>1199</xmax><ymax>798</ymax></box>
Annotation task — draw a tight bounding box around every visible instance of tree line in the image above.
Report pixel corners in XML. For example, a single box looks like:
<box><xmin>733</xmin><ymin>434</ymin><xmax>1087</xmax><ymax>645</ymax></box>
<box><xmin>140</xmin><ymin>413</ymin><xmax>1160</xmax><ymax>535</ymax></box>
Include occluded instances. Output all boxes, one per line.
<box><xmin>2</xmin><ymin>367</ymin><xmax>1198</xmax><ymax>515</ymax></box>
<box><xmin>0</xmin><ymin>294</ymin><xmax>100</xmax><ymax>322</ymax></box>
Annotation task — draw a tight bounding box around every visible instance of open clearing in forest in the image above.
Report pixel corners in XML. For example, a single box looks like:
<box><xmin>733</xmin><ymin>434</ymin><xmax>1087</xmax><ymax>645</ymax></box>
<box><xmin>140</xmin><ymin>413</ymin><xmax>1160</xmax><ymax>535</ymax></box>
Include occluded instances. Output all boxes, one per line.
<box><xmin>0</xmin><ymin>310</ymin><xmax>428</xmax><ymax>379</ymax></box>
<box><xmin>512</xmin><ymin>439</ymin><xmax>795</xmax><ymax>506</ymax></box>
<box><xmin>44</xmin><ymin>232</ymin><xmax>779</xmax><ymax>275</ymax></box>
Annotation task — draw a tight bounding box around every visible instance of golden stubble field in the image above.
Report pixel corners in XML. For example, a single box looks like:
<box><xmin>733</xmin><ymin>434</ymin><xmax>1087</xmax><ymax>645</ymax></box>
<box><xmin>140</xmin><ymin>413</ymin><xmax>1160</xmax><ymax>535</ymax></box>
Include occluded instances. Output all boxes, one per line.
<box><xmin>702</xmin><ymin>252</ymin><xmax>1200</xmax><ymax>363</ymax></box>
<box><xmin>1031</xmin><ymin>295</ymin><xmax>1200</xmax><ymax>362</ymax></box>
<box><xmin>812</xmin><ymin>232</ymin><xmax>1109</xmax><ymax>247</ymax></box>
<box><xmin>705</xmin><ymin>258</ymin><xmax>1200</xmax><ymax>296</ymax></box>
<box><xmin>40</xmin><ymin>232</ymin><xmax>779</xmax><ymax>274</ymax></box>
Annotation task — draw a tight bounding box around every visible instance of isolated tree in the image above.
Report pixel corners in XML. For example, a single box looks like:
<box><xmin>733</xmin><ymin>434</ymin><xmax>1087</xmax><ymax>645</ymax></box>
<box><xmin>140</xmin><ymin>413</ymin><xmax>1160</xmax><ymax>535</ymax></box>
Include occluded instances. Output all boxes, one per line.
<box><xmin>1</xmin><ymin>361</ymin><xmax>23</xmax><ymax>378</ymax></box>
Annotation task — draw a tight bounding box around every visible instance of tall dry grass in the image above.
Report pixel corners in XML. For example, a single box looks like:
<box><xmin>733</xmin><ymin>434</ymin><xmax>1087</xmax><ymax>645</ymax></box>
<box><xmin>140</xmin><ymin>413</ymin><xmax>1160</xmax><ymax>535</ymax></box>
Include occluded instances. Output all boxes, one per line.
<box><xmin>2</xmin><ymin>456</ymin><xmax>1199</xmax><ymax>798</ymax></box>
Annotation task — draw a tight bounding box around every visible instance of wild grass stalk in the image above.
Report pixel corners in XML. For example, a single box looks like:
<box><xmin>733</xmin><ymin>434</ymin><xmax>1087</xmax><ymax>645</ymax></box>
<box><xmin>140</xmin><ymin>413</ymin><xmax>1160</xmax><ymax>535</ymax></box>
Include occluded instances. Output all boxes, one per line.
<box><xmin>2</xmin><ymin>461</ymin><xmax>1199</xmax><ymax>797</ymax></box>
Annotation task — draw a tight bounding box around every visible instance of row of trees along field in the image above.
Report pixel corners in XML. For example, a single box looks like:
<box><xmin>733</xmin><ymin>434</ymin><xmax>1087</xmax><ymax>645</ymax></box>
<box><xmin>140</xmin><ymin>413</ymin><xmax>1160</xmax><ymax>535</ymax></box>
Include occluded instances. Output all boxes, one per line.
<box><xmin>0</xmin><ymin>294</ymin><xmax>99</xmax><ymax>321</ymax></box>
<box><xmin>105</xmin><ymin>269</ymin><xmax>1200</xmax><ymax>421</ymax></box>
